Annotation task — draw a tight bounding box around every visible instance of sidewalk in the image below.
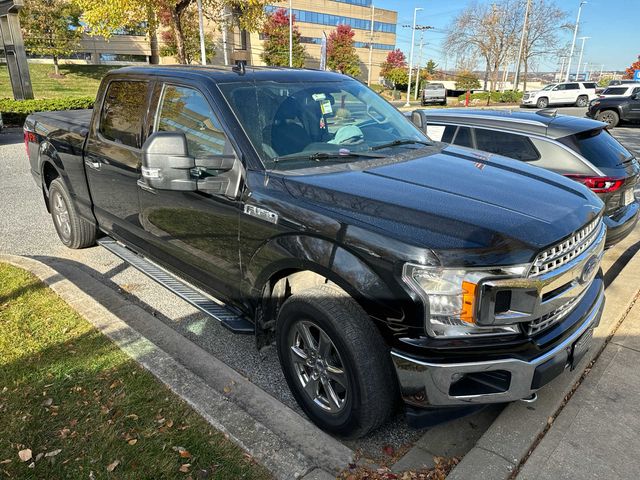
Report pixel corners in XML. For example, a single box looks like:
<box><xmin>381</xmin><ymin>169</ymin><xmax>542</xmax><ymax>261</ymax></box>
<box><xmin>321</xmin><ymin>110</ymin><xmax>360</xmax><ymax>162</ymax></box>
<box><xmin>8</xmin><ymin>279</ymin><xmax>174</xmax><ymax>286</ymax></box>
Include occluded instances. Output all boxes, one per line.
<box><xmin>517</xmin><ymin>294</ymin><xmax>640</xmax><ymax>480</ymax></box>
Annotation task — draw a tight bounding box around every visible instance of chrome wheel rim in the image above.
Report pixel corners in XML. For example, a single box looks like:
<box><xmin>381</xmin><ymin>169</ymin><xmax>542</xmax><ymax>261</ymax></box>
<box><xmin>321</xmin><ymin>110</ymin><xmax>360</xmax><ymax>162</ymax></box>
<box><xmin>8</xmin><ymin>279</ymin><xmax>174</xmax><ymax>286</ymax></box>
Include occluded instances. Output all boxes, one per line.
<box><xmin>52</xmin><ymin>191</ymin><xmax>71</xmax><ymax>241</ymax></box>
<box><xmin>289</xmin><ymin>320</ymin><xmax>348</xmax><ymax>414</ymax></box>
<box><xmin>577</xmin><ymin>97</ymin><xmax>587</xmax><ymax>107</ymax></box>
<box><xmin>600</xmin><ymin>112</ymin><xmax>615</xmax><ymax>126</ymax></box>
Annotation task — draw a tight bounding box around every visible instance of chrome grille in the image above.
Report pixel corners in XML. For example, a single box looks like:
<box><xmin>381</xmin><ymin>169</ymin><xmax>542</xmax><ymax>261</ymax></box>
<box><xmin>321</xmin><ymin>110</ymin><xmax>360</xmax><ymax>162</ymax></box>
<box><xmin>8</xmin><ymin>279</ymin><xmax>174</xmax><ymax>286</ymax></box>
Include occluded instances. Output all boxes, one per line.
<box><xmin>529</xmin><ymin>217</ymin><xmax>603</xmax><ymax>277</ymax></box>
<box><xmin>525</xmin><ymin>294</ymin><xmax>583</xmax><ymax>336</ymax></box>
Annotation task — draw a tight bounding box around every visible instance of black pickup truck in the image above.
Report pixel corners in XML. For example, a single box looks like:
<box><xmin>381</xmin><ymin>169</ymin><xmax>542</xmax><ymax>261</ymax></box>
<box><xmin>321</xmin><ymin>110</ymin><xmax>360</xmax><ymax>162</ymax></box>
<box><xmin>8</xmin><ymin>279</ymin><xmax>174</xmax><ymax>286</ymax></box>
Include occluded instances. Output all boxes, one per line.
<box><xmin>25</xmin><ymin>66</ymin><xmax>606</xmax><ymax>439</ymax></box>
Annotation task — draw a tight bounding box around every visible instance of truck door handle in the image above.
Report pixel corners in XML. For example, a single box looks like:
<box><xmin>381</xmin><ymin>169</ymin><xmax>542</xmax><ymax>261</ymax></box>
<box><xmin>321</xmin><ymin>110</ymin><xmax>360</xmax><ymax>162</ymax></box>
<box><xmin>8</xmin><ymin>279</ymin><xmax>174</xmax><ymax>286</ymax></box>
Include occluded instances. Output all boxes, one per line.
<box><xmin>137</xmin><ymin>179</ymin><xmax>157</xmax><ymax>194</ymax></box>
<box><xmin>85</xmin><ymin>160</ymin><xmax>101</xmax><ymax>170</ymax></box>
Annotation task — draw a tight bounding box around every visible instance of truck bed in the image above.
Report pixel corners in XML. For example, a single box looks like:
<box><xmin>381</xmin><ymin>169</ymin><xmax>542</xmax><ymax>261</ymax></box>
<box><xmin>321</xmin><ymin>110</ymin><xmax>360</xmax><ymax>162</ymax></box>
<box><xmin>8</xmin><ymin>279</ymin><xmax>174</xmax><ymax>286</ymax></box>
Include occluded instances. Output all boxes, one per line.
<box><xmin>28</xmin><ymin>109</ymin><xmax>93</xmax><ymax>137</ymax></box>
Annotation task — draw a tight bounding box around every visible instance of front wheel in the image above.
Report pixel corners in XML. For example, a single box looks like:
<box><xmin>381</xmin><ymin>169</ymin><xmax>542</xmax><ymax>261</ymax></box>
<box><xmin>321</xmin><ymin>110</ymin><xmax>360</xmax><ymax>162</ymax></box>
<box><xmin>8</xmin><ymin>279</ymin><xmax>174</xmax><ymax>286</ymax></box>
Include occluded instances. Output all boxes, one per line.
<box><xmin>276</xmin><ymin>285</ymin><xmax>397</xmax><ymax>438</ymax></box>
<box><xmin>595</xmin><ymin>110</ymin><xmax>619</xmax><ymax>128</ymax></box>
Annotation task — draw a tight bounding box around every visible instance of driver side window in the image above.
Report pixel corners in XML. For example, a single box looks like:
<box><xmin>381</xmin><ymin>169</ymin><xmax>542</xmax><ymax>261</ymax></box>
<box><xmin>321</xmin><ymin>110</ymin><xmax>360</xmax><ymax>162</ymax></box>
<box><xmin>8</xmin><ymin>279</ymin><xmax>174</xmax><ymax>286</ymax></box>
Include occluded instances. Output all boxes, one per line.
<box><xmin>155</xmin><ymin>84</ymin><xmax>228</xmax><ymax>157</ymax></box>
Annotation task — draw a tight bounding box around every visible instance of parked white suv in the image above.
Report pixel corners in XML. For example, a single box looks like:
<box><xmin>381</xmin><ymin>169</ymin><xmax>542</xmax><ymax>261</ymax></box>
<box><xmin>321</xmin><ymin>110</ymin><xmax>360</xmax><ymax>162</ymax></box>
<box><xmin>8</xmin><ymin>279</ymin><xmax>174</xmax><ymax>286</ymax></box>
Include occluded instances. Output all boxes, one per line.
<box><xmin>521</xmin><ymin>82</ymin><xmax>598</xmax><ymax>108</ymax></box>
<box><xmin>598</xmin><ymin>84</ymin><xmax>640</xmax><ymax>99</ymax></box>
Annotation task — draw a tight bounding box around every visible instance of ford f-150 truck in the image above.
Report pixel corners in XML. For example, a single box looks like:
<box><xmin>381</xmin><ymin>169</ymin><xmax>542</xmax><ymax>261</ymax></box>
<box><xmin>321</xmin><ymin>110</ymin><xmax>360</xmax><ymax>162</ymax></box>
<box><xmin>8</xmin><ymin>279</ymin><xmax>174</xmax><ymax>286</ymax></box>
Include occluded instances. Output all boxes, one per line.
<box><xmin>24</xmin><ymin>66</ymin><xmax>606</xmax><ymax>439</ymax></box>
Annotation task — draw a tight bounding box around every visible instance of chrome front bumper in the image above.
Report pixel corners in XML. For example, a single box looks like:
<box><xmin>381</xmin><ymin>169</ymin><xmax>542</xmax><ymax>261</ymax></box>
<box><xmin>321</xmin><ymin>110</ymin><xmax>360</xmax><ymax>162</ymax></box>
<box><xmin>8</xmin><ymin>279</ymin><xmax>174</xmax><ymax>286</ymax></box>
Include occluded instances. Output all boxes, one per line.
<box><xmin>392</xmin><ymin>280</ymin><xmax>605</xmax><ymax>407</ymax></box>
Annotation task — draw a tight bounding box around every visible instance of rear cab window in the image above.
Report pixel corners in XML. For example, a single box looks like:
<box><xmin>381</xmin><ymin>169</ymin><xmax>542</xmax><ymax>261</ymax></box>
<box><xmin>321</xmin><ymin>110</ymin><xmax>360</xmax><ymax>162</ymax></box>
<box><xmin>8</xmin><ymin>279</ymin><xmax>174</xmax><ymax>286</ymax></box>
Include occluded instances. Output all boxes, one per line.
<box><xmin>560</xmin><ymin>128</ymin><xmax>634</xmax><ymax>170</ymax></box>
<box><xmin>99</xmin><ymin>80</ymin><xmax>149</xmax><ymax>148</ymax></box>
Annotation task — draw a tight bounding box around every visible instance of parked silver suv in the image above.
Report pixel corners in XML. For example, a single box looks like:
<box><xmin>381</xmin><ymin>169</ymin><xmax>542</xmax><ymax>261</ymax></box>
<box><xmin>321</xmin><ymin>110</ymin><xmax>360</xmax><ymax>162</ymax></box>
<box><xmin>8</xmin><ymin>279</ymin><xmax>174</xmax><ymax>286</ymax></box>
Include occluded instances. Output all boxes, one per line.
<box><xmin>409</xmin><ymin>108</ymin><xmax>639</xmax><ymax>247</ymax></box>
<box><xmin>521</xmin><ymin>82</ymin><xmax>598</xmax><ymax>108</ymax></box>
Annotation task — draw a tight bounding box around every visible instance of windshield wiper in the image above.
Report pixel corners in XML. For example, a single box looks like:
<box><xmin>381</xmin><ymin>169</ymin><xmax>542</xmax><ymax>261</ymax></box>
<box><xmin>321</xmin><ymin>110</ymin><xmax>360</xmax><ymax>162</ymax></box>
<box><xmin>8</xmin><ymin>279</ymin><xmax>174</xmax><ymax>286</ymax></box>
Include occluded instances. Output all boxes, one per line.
<box><xmin>370</xmin><ymin>138</ymin><xmax>432</xmax><ymax>151</ymax></box>
<box><xmin>272</xmin><ymin>150</ymin><xmax>385</xmax><ymax>164</ymax></box>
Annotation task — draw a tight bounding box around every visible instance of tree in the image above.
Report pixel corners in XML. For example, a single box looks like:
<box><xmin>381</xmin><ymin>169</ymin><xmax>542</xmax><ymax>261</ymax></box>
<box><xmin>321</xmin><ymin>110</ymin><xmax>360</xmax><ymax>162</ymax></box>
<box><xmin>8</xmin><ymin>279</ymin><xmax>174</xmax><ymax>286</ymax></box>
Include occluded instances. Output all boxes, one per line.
<box><xmin>20</xmin><ymin>0</ymin><xmax>83</xmax><ymax>76</ymax></box>
<box><xmin>445</xmin><ymin>0</ymin><xmax>523</xmax><ymax>90</ymax></box>
<box><xmin>517</xmin><ymin>0</ymin><xmax>569</xmax><ymax>91</ymax></box>
<box><xmin>455</xmin><ymin>71</ymin><xmax>481</xmax><ymax>91</ymax></box>
<box><xmin>623</xmin><ymin>55</ymin><xmax>640</xmax><ymax>79</ymax></box>
<box><xmin>159</xmin><ymin>3</ymin><xmax>216</xmax><ymax>64</ymax></box>
<box><xmin>598</xmin><ymin>75</ymin><xmax>614</xmax><ymax>87</ymax></box>
<box><xmin>327</xmin><ymin>24</ymin><xmax>361</xmax><ymax>77</ymax></box>
<box><xmin>385</xmin><ymin>67</ymin><xmax>408</xmax><ymax>91</ymax></box>
<box><xmin>380</xmin><ymin>48</ymin><xmax>406</xmax><ymax>78</ymax></box>
<box><xmin>260</xmin><ymin>8</ymin><xmax>305</xmax><ymax>67</ymax></box>
<box><xmin>425</xmin><ymin>59</ymin><xmax>438</xmax><ymax>76</ymax></box>
<box><xmin>74</xmin><ymin>0</ymin><xmax>266</xmax><ymax>64</ymax></box>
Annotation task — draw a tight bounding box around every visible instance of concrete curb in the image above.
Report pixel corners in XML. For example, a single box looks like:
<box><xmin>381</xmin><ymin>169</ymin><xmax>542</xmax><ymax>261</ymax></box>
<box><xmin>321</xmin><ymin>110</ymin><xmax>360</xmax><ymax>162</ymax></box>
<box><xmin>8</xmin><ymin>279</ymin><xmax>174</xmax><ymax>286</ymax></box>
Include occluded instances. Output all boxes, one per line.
<box><xmin>447</xmin><ymin>250</ymin><xmax>640</xmax><ymax>480</ymax></box>
<box><xmin>1</xmin><ymin>254</ymin><xmax>353</xmax><ymax>480</ymax></box>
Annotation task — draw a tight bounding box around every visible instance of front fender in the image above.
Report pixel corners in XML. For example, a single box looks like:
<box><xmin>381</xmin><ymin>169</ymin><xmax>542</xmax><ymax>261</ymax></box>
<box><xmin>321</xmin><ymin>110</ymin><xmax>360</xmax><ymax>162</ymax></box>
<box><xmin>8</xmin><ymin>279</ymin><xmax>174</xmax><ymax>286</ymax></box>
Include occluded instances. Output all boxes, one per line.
<box><xmin>246</xmin><ymin>234</ymin><xmax>402</xmax><ymax>317</ymax></box>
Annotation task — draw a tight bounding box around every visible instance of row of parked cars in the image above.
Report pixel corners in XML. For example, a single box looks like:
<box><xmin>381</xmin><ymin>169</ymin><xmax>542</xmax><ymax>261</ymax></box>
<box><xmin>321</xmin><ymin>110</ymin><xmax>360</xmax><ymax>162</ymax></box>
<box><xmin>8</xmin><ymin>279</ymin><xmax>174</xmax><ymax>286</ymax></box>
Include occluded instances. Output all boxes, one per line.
<box><xmin>23</xmin><ymin>66</ymin><xmax>638</xmax><ymax>439</ymax></box>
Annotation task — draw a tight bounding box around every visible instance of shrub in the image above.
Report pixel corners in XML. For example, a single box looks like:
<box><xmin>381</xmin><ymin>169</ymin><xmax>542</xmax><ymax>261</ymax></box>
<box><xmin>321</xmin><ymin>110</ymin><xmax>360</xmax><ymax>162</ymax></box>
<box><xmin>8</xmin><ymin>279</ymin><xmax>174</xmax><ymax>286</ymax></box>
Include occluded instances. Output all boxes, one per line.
<box><xmin>456</xmin><ymin>90</ymin><xmax>523</xmax><ymax>104</ymax></box>
<box><xmin>0</xmin><ymin>97</ymin><xmax>94</xmax><ymax>126</ymax></box>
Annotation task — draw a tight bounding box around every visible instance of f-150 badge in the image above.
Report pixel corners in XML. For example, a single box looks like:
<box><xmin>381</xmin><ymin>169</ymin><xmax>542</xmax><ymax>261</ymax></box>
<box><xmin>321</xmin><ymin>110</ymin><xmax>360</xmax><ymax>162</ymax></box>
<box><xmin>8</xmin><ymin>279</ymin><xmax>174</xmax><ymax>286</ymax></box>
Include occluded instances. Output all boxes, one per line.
<box><xmin>244</xmin><ymin>205</ymin><xmax>278</xmax><ymax>224</ymax></box>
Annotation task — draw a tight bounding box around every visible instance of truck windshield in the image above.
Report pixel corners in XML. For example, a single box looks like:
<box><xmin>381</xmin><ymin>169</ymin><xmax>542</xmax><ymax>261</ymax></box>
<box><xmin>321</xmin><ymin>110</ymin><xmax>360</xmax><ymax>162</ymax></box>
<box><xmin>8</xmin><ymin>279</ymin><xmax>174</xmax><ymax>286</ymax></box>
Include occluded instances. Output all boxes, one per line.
<box><xmin>218</xmin><ymin>78</ymin><xmax>429</xmax><ymax>170</ymax></box>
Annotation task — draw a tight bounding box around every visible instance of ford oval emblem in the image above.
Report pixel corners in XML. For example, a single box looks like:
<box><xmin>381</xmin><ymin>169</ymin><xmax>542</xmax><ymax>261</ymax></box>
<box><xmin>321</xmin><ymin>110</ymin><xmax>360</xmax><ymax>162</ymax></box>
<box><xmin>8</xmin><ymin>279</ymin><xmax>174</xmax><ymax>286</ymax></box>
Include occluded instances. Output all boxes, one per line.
<box><xmin>579</xmin><ymin>255</ymin><xmax>598</xmax><ymax>285</ymax></box>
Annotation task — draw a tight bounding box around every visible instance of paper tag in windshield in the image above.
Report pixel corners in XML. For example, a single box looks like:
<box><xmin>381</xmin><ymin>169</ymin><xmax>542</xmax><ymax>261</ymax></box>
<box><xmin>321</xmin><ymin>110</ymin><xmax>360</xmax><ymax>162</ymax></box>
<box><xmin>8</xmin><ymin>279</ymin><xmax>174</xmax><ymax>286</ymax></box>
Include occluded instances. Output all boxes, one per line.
<box><xmin>320</xmin><ymin>100</ymin><xmax>333</xmax><ymax>115</ymax></box>
<box><xmin>312</xmin><ymin>93</ymin><xmax>326</xmax><ymax>101</ymax></box>
<box><xmin>426</xmin><ymin>125</ymin><xmax>445</xmax><ymax>141</ymax></box>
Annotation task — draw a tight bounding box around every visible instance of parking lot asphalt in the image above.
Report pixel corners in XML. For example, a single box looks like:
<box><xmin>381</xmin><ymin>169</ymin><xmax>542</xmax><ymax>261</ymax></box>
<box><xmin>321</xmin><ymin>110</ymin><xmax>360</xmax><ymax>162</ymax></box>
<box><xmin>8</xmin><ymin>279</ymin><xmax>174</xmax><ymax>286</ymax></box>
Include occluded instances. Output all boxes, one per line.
<box><xmin>1</xmin><ymin>110</ymin><xmax>639</xmax><ymax>469</ymax></box>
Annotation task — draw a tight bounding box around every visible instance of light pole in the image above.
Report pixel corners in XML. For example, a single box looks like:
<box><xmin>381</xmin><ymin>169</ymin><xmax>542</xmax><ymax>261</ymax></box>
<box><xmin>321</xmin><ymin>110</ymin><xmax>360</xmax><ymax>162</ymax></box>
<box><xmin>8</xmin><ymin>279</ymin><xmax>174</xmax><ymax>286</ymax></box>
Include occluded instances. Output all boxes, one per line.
<box><xmin>405</xmin><ymin>7</ymin><xmax>422</xmax><ymax>107</ymax></box>
<box><xmin>196</xmin><ymin>0</ymin><xmax>206</xmax><ymax>65</ymax></box>
<box><xmin>513</xmin><ymin>0</ymin><xmax>532</xmax><ymax>91</ymax></box>
<box><xmin>559</xmin><ymin>57</ymin><xmax>566</xmax><ymax>82</ymax></box>
<box><xmin>367</xmin><ymin>3</ymin><xmax>375</xmax><ymax>86</ymax></box>
<box><xmin>289</xmin><ymin>0</ymin><xmax>293</xmax><ymax>68</ymax></box>
<box><xmin>565</xmin><ymin>1</ymin><xmax>587</xmax><ymax>82</ymax></box>
<box><xmin>576</xmin><ymin>36</ymin><xmax>590</xmax><ymax>80</ymax></box>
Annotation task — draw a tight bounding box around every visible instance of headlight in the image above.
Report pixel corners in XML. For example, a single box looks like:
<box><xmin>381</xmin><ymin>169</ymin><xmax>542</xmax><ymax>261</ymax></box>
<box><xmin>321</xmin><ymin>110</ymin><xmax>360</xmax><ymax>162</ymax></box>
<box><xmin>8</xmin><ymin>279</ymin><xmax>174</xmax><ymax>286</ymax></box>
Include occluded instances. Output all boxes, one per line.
<box><xmin>402</xmin><ymin>263</ymin><xmax>527</xmax><ymax>338</ymax></box>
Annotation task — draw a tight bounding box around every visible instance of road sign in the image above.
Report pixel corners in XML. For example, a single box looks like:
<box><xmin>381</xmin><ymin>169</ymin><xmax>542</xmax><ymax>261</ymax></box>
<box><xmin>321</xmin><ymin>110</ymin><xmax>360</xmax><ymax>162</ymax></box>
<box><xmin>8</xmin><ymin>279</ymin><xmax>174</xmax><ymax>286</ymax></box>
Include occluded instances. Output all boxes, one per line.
<box><xmin>634</xmin><ymin>70</ymin><xmax>640</xmax><ymax>81</ymax></box>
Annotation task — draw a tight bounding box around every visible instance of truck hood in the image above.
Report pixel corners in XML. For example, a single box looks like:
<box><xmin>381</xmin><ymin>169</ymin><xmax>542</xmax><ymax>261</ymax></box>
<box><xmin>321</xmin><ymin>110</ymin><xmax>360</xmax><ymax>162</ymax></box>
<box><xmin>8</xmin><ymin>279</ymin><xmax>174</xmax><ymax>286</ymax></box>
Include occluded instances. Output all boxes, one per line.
<box><xmin>283</xmin><ymin>145</ymin><xmax>603</xmax><ymax>264</ymax></box>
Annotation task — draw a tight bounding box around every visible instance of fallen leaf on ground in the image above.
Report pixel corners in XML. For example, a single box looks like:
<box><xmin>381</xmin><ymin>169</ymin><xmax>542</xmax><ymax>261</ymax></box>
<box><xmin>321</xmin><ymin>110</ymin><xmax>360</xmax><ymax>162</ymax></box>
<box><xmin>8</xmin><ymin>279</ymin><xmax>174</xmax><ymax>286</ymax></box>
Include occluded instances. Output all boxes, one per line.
<box><xmin>35</xmin><ymin>453</ymin><xmax>43</xmax><ymax>462</ymax></box>
<box><xmin>127</xmin><ymin>439</ymin><xmax>138</xmax><ymax>445</ymax></box>
<box><xmin>42</xmin><ymin>398</ymin><xmax>53</xmax><ymax>407</ymax></box>
<box><xmin>179</xmin><ymin>463</ymin><xmax>191</xmax><ymax>473</ymax></box>
<box><xmin>28</xmin><ymin>462</ymin><xmax>35</xmax><ymax>469</ymax></box>
<box><xmin>45</xmin><ymin>449</ymin><xmax>62</xmax><ymax>458</ymax></box>
<box><xmin>0</xmin><ymin>459</ymin><xmax>11</xmax><ymax>464</ymax></box>
<box><xmin>125</xmin><ymin>414</ymin><xmax>138</xmax><ymax>421</ymax></box>
<box><xmin>165</xmin><ymin>420</ymin><xmax>174</xmax><ymax>428</ymax></box>
<box><xmin>18</xmin><ymin>449</ymin><xmax>32</xmax><ymax>462</ymax></box>
<box><xmin>106</xmin><ymin>460</ymin><xmax>120</xmax><ymax>472</ymax></box>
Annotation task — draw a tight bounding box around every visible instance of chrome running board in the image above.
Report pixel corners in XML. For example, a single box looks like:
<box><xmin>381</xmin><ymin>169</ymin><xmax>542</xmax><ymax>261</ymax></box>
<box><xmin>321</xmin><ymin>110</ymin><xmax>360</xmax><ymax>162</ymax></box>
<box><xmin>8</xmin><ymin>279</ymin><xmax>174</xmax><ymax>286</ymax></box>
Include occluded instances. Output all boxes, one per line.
<box><xmin>98</xmin><ymin>237</ymin><xmax>254</xmax><ymax>334</ymax></box>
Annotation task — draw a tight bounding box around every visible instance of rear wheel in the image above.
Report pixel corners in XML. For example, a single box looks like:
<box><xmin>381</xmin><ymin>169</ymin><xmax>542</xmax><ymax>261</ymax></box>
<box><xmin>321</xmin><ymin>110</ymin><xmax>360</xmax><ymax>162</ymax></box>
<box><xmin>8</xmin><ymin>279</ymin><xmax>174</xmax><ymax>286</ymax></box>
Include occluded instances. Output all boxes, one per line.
<box><xmin>596</xmin><ymin>110</ymin><xmax>619</xmax><ymax>128</ymax></box>
<box><xmin>576</xmin><ymin>95</ymin><xmax>589</xmax><ymax>107</ymax></box>
<box><xmin>276</xmin><ymin>284</ymin><xmax>397</xmax><ymax>438</ymax></box>
<box><xmin>536</xmin><ymin>97</ymin><xmax>549</xmax><ymax>109</ymax></box>
<box><xmin>49</xmin><ymin>178</ymin><xmax>96</xmax><ymax>249</ymax></box>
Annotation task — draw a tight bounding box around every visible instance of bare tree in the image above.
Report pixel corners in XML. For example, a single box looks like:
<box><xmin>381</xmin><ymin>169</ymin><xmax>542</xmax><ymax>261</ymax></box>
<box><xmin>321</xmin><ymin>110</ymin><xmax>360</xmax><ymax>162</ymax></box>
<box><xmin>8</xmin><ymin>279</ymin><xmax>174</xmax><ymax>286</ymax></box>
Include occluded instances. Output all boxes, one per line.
<box><xmin>445</xmin><ymin>0</ymin><xmax>522</xmax><ymax>91</ymax></box>
<box><xmin>519</xmin><ymin>0</ymin><xmax>569</xmax><ymax>90</ymax></box>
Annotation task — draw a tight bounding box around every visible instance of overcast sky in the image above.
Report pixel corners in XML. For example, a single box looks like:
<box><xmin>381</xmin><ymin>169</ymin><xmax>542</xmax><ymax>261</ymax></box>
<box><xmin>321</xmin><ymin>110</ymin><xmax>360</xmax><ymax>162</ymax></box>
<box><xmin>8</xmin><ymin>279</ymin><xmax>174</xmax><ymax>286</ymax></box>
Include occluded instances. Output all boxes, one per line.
<box><xmin>380</xmin><ymin>0</ymin><xmax>637</xmax><ymax>73</ymax></box>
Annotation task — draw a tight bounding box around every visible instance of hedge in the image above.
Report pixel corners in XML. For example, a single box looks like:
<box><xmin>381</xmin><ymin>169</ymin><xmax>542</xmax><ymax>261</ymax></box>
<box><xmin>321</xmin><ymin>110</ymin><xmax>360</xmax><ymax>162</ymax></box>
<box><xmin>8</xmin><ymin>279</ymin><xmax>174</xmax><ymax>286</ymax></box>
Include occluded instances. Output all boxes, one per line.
<box><xmin>456</xmin><ymin>90</ymin><xmax>524</xmax><ymax>104</ymax></box>
<box><xmin>0</xmin><ymin>97</ymin><xmax>95</xmax><ymax>126</ymax></box>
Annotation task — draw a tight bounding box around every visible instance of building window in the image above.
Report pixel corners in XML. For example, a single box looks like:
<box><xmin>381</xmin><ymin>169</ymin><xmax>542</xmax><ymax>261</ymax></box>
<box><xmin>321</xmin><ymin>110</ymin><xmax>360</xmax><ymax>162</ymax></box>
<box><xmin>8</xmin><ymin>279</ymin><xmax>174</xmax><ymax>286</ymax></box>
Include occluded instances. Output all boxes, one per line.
<box><xmin>265</xmin><ymin>5</ymin><xmax>395</xmax><ymax>33</ymax></box>
<box><xmin>333</xmin><ymin>0</ymin><xmax>373</xmax><ymax>6</ymax></box>
<box><xmin>99</xmin><ymin>53</ymin><xmax>148</xmax><ymax>63</ymax></box>
<box><xmin>298</xmin><ymin>36</ymin><xmax>394</xmax><ymax>50</ymax></box>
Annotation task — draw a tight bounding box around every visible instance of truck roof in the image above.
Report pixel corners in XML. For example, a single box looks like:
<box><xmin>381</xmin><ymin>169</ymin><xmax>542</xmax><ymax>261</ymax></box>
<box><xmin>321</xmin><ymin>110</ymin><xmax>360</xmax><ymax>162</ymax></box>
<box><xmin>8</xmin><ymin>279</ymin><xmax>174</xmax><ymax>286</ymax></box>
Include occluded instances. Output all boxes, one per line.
<box><xmin>108</xmin><ymin>65</ymin><xmax>352</xmax><ymax>84</ymax></box>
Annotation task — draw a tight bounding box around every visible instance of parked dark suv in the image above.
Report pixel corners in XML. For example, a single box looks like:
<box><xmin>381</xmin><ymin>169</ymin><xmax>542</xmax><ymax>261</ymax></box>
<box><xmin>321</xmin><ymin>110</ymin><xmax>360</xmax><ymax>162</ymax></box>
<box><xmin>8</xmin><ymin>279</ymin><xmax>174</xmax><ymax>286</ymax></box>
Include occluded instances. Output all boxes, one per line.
<box><xmin>410</xmin><ymin>109</ymin><xmax>639</xmax><ymax>247</ymax></box>
<box><xmin>587</xmin><ymin>92</ymin><xmax>640</xmax><ymax>128</ymax></box>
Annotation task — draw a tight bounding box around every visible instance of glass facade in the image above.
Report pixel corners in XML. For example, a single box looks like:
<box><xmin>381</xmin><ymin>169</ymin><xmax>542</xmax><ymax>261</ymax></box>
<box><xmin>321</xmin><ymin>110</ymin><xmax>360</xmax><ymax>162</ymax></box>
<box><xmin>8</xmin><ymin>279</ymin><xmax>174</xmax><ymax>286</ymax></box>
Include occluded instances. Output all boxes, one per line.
<box><xmin>333</xmin><ymin>0</ymin><xmax>372</xmax><ymax>6</ymax></box>
<box><xmin>266</xmin><ymin>5</ymin><xmax>396</xmax><ymax>33</ymax></box>
<box><xmin>299</xmin><ymin>36</ymin><xmax>394</xmax><ymax>50</ymax></box>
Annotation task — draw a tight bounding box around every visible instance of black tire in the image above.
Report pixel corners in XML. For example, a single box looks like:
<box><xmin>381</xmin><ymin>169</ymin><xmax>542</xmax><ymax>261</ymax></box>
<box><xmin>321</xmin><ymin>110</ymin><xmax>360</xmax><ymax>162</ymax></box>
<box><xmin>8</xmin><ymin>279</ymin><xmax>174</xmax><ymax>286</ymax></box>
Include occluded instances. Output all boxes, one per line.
<box><xmin>595</xmin><ymin>110</ymin><xmax>619</xmax><ymax>128</ymax></box>
<box><xmin>48</xmin><ymin>178</ymin><xmax>96</xmax><ymax>249</ymax></box>
<box><xmin>441</xmin><ymin>100</ymin><xmax>447</xmax><ymax>106</ymax></box>
<box><xmin>536</xmin><ymin>97</ymin><xmax>549</xmax><ymax>109</ymax></box>
<box><xmin>276</xmin><ymin>284</ymin><xmax>397</xmax><ymax>438</ymax></box>
<box><xmin>576</xmin><ymin>95</ymin><xmax>588</xmax><ymax>107</ymax></box>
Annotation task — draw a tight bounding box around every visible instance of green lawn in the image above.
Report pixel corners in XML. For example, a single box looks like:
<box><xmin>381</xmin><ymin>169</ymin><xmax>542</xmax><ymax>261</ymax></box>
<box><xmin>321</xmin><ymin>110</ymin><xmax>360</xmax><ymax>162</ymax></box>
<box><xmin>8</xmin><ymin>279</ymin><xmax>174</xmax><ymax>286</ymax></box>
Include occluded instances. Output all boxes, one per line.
<box><xmin>0</xmin><ymin>262</ymin><xmax>272</xmax><ymax>480</ymax></box>
<box><xmin>0</xmin><ymin>63</ymin><xmax>113</xmax><ymax>99</ymax></box>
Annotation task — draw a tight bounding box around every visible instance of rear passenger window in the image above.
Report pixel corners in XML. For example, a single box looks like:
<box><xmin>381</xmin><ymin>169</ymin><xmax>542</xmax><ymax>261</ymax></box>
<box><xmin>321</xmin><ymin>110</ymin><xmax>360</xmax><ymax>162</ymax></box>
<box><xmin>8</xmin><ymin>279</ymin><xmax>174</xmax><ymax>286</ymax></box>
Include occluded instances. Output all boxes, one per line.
<box><xmin>440</xmin><ymin>125</ymin><xmax>457</xmax><ymax>143</ymax></box>
<box><xmin>566</xmin><ymin>83</ymin><xmax>580</xmax><ymax>90</ymax></box>
<box><xmin>155</xmin><ymin>84</ymin><xmax>227</xmax><ymax>157</ymax></box>
<box><xmin>100</xmin><ymin>81</ymin><xmax>148</xmax><ymax>148</ymax></box>
<box><xmin>474</xmin><ymin>129</ymin><xmax>540</xmax><ymax>161</ymax></box>
<box><xmin>453</xmin><ymin>127</ymin><xmax>473</xmax><ymax>148</ymax></box>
